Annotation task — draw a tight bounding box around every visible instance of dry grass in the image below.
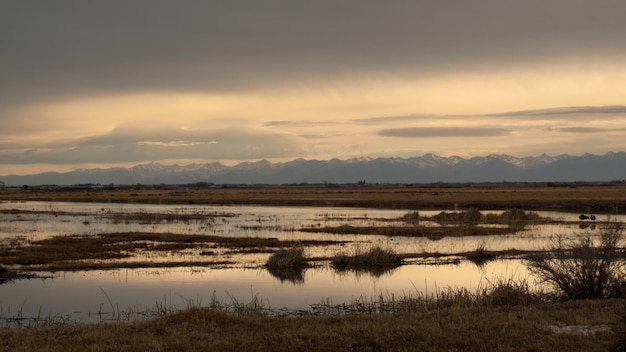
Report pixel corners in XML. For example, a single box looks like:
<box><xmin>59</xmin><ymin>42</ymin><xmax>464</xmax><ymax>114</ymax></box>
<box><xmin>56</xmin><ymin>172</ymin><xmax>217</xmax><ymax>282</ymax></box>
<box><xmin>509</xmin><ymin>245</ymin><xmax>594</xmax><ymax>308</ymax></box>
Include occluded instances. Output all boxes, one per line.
<box><xmin>331</xmin><ymin>246</ymin><xmax>402</xmax><ymax>273</ymax></box>
<box><xmin>0</xmin><ymin>233</ymin><xmax>340</xmax><ymax>271</ymax></box>
<box><xmin>3</xmin><ymin>184</ymin><xmax>626</xmax><ymax>213</ymax></box>
<box><xmin>264</xmin><ymin>247</ymin><xmax>308</xmax><ymax>284</ymax></box>
<box><xmin>400</xmin><ymin>210</ymin><xmax>420</xmax><ymax>224</ymax></box>
<box><xmin>265</xmin><ymin>247</ymin><xmax>307</xmax><ymax>270</ymax></box>
<box><xmin>0</xmin><ymin>298</ymin><xmax>622</xmax><ymax>351</ymax></box>
<box><xmin>101</xmin><ymin>210</ymin><xmax>234</xmax><ymax>224</ymax></box>
<box><xmin>463</xmin><ymin>242</ymin><xmax>497</xmax><ymax>266</ymax></box>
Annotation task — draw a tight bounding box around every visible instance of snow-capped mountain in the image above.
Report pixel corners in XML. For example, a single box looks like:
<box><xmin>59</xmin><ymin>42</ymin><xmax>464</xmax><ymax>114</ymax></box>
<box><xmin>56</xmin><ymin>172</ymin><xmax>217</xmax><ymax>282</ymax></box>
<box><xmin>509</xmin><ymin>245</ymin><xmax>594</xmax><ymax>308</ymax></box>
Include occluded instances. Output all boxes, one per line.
<box><xmin>2</xmin><ymin>152</ymin><xmax>625</xmax><ymax>186</ymax></box>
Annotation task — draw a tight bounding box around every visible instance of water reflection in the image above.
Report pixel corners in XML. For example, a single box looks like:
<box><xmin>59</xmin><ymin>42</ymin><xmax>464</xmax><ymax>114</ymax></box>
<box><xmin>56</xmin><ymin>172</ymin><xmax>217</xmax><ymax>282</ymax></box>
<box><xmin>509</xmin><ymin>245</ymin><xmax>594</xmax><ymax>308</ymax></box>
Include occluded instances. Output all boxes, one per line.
<box><xmin>266</xmin><ymin>267</ymin><xmax>305</xmax><ymax>284</ymax></box>
<box><xmin>1</xmin><ymin>201</ymin><xmax>624</xmax><ymax>325</ymax></box>
<box><xmin>0</xmin><ymin>260</ymin><xmax>534</xmax><ymax>325</ymax></box>
<box><xmin>332</xmin><ymin>265</ymin><xmax>400</xmax><ymax>278</ymax></box>
<box><xmin>1</xmin><ymin>202</ymin><xmax>612</xmax><ymax>269</ymax></box>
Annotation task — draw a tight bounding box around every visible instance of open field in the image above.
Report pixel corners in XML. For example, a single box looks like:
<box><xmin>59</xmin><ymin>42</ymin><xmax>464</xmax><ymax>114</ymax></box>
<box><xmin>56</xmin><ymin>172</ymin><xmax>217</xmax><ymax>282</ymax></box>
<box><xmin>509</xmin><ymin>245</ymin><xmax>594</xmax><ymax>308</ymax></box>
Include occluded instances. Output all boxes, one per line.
<box><xmin>2</xmin><ymin>183</ymin><xmax>626</xmax><ymax>213</ymax></box>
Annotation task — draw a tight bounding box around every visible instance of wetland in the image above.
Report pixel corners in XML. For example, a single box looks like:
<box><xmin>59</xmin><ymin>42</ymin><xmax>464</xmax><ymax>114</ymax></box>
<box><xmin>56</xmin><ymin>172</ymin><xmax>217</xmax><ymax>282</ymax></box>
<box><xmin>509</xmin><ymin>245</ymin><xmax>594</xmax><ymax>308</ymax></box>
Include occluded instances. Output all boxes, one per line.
<box><xmin>2</xmin><ymin>185</ymin><xmax>625</xmax><ymax>326</ymax></box>
<box><xmin>1</xmin><ymin>184</ymin><xmax>626</xmax><ymax>351</ymax></box>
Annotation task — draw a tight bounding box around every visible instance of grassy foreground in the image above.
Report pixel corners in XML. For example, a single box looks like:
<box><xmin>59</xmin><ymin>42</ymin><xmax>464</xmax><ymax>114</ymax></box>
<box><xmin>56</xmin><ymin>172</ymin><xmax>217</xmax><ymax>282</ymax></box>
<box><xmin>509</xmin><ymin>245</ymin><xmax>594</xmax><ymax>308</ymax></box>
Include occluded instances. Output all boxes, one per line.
<box><xmin>0</xmin><ymin>299</ymin><xmax>623</xmax><ymax>351</ymax></box>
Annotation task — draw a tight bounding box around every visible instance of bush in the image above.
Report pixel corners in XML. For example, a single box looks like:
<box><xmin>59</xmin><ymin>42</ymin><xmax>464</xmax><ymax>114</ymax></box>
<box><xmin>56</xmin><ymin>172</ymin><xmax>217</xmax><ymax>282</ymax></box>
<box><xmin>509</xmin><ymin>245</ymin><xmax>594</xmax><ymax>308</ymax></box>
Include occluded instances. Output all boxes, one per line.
<box><xmin>527</xmin><ymin>221</ymin><xmax>625</xmax><ymax>299</ymax></box>
<box><xmin>265</xmin><ymin>247</ymin><xmax>306</xmax><ymax>270</ymax></box>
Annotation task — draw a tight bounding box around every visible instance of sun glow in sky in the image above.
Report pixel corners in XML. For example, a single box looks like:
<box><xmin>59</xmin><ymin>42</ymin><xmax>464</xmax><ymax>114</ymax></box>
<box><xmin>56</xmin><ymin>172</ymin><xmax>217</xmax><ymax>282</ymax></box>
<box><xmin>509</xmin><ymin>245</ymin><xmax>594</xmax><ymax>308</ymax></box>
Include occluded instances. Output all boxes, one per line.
<box><xmin>2</xmin><ymin>1</ymin><xmax>626</xmax><ymax>175</ymax></box>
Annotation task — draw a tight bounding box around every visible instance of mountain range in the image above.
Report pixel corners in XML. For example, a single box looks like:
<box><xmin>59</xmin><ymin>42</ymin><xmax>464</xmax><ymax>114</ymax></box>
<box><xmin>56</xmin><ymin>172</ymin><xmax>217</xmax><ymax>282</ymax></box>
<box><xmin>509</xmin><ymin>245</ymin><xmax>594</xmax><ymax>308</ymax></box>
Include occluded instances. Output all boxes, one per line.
<box><xmin>2</xmin><ymin>152</ymin><xmax>626</xmax><ymax>186</ymax></box>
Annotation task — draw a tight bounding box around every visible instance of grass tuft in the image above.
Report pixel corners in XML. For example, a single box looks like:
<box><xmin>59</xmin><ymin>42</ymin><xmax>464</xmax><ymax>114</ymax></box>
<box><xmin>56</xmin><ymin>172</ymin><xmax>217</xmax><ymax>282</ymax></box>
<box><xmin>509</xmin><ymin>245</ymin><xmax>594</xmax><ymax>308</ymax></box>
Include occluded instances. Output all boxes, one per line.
<box><xmin>331</xmin><ymin>246</ymin><xmax>402</xmax><ymax>271</ymax></box>
<box><xmin>431</xmin><ymin>208</ymin><xmax>482</xmax><ymax>226</ymax></box>
<box><xmin>401</xmin><ymin>211</ymin><xmax>420</xmax><ymax>224</ymax></box>
<box><xmin>265</xmin><ymin>246</ymin><xmax>307</xmax><ymax>270</ymax></box>
<box><xmin>463</xmin><ymin>242</ymin><xmax>496</xmax><ymax>266</ymax></box>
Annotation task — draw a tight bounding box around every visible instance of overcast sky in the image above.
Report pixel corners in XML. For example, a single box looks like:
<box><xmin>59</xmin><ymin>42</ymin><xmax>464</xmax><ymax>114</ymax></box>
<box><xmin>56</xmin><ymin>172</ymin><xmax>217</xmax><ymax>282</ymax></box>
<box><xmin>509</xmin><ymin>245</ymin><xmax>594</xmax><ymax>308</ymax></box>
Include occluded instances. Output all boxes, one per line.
<box><xmin>2</xmin><ymin>1</ymin><xmax>626</xmax><ymax>175</ymax></box>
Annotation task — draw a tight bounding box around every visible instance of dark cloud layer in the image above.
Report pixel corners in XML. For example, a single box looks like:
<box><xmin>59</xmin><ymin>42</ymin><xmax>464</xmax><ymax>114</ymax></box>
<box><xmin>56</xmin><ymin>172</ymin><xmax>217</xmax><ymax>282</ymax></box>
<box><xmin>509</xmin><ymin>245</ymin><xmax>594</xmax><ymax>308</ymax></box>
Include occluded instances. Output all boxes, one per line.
<box><xmin>556</xmin><ymin>127</ymin><xmax>626</xmax><ymax>134</ymax></box>
<box><xmin>491</xmin><ymin>106</ymin><xmax>626</xmax><ymax>118</ymax></box>
<box><xmin>2</xmin><ymin>1</ymin><xmax>626</xmax><ymax>107</ymax></box>
<box><xmin>377</xmin><ymin>127</ymin><xmax>510</xmax><ymax>138</ymax></box>
<box><xmin>355</xmin><ymin>105</ymin><xmax>626</xmax><ymax>125</ymax></box>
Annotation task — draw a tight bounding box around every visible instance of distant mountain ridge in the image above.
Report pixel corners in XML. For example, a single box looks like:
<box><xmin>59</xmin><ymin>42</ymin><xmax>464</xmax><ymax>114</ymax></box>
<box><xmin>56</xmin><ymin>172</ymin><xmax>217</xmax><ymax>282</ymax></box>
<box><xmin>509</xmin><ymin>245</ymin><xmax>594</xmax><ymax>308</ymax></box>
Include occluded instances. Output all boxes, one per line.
<box><xmin>2</xmin><ymin>152</ymin><xmax>625</xmax><ymax>186</ymax></box>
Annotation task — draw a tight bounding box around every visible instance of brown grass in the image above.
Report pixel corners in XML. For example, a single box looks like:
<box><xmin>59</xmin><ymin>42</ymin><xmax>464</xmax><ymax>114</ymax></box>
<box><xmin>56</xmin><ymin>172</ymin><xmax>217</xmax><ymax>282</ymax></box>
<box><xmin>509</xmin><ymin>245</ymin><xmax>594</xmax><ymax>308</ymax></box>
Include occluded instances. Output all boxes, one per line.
<box><xmin>0</xmin><ymin>299</ymin><xmax>622</xmax><ymax>351</ymax></box>
<box><xmin>331</xmin><ymin>246</ymin><xmax>402</xmax><ymax>272</ymax></box>
<box><xmin>0</xmin><ymin>233</ymin><xmax>341</xmax><ymax>271</ymax></box>
<box><xmin>3</xmin><ymin>184</ymin><xmax>626</xmax><ymax>213</ymax></box>
<box><xmin>463</xmin><ymin>242</ymin><xmax>497</xmax><ymax>266</ymax></box>
<box><xmin>266</xmin><ymin>247</ymin><xmax>307</xmax><ymax>269</ymax></box>
<box><xmin>102</xmin><ymin>211</ymin><xmax>234</xmax><ymax>224</ymax></box>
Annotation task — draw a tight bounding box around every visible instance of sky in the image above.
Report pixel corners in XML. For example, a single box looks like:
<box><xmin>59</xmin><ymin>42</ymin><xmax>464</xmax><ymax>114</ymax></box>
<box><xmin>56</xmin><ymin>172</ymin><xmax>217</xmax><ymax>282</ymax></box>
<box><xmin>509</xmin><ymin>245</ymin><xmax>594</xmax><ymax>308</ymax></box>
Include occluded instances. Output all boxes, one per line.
<box><xmin>2</xmin><ymin>1</ymin><xmax>626</xmax><ymax>175</ymax></box>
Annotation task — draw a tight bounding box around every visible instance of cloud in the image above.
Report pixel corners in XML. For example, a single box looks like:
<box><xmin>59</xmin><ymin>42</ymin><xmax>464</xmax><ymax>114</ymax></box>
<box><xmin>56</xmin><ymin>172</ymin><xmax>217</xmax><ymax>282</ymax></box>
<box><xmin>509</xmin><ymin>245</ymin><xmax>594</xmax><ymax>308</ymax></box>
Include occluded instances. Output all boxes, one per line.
<box><xmin>2</xmin><ymin>1</ymin><xmax>626</xmax><ymax>109</ymax></box>
<box><xmin>0</xmin><ymin>126</ymin><xmax>306</xmax><ymax>165</ymax></box>
<box><xmin>491</xmin><ymin>105</ymin><xmax>626</xmax><ymax>118</ymax></box>
<box><xmin>377</xmin><ymin>127</ymin><xmax>511</xmax><ymax>138</ymax></box>
<box><xmin>352</xmin><ymin>114</ymin><xmax>441</xmax><ymax>125</ymax></box>
<box><xmin>2</xmin><ymin>2</ymin><xmax>626</xmax><ymax>174</ymax></box>
<box><xmin>355</xmin><ymin>105</ymin><xmax>626</xmax><ymax>125</ymax></box>
<box><xmin>265</xmin><ymin>120</ymin><xmax>341</xmax><ymax>127</ymax></box>
<box><xmin>555</xmin><ymin>127</ymin><xmax>626</xmax><ymax>133</ymax></box>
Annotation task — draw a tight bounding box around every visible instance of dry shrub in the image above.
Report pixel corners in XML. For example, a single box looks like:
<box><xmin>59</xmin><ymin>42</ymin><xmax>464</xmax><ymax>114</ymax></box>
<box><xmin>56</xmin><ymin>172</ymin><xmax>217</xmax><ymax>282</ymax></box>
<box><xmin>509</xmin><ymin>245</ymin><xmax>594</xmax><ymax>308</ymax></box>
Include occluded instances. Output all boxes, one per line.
<box><xmin>527</xmin><ymin>221</ymin><xmax>626</xmax><ymax>299</ymax></box>
<box><xmin>331</xmin><ymin>246</ymin><xmax>402</xmax><ymax>269</ymax></box>
<box><xmin>265</xmin><ymin>246</ymin><xmax>306</xmax><ymax>270</ymax></box>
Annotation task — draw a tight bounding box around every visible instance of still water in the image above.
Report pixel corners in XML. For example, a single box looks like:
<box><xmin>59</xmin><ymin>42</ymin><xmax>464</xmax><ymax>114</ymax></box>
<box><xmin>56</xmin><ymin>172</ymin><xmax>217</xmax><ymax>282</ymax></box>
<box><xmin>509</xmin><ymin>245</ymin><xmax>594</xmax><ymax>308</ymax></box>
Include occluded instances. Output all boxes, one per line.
<box><xmin>1</xmin><ymin>262</ymin><xmax>531</xmax><ymax>325</ymax></box>
<box><xmin>1</xmin><ymin>201</ymin><xmax>621</xmax><ymax>325</ymax></box>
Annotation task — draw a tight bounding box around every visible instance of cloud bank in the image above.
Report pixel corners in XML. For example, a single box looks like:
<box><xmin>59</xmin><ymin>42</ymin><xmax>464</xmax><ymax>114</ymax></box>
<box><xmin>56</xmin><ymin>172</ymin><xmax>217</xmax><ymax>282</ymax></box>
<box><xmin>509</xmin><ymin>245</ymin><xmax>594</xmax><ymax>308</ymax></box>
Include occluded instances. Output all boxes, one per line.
<box><xmin>1</xmin><ymin>1</ymin><xmax>626</xmax><ymax>174</ymax></box>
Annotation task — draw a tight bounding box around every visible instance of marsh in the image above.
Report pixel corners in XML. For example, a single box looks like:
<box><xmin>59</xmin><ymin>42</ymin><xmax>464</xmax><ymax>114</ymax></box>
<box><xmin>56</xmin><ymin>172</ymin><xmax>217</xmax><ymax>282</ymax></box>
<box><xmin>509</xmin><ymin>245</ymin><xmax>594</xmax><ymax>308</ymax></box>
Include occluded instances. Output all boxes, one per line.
<box><xmin>2</xmin><ymin>196</ymin><xmax>623</xmax><ymax>325</ymax></box>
